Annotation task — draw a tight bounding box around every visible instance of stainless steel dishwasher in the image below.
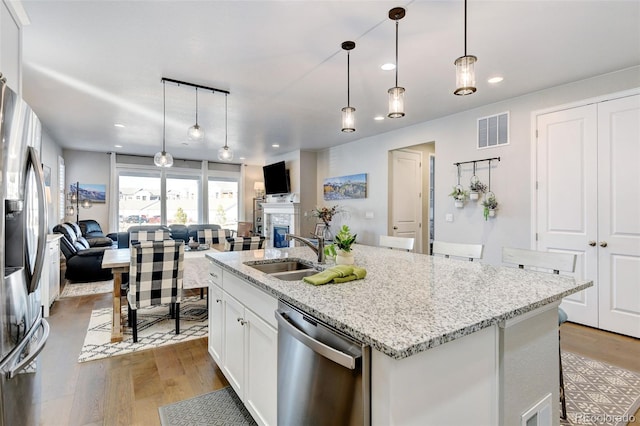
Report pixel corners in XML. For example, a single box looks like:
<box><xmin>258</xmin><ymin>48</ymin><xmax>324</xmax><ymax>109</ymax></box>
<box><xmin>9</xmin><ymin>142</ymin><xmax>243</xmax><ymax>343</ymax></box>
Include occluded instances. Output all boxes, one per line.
<box><xmin>275</xmin><ymin>299</ymin><xmax>370</xmax><ymax>426</ymax></box>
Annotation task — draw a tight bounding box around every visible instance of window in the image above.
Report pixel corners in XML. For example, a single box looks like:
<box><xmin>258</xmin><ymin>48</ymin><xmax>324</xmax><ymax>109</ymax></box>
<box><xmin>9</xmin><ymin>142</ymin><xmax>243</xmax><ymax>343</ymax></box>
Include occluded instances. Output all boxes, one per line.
<box><xmin>167</xmin><ymin>175</ymin><xmax>201</xmax><ymax>226</ymax></box>
<box><xmin>117</xmin><ymin>172</ymin><xmax>161</xmax><ymax>231</ymax></box>
<box><xmin>58</xmin><ymin>156</ymin><xmax>65</xmax><ymax>222</ymax></box>
<box><xmin>208</xmin><ymin>178</ymin><xmax>238</xmax><ymax>229</ymax></box>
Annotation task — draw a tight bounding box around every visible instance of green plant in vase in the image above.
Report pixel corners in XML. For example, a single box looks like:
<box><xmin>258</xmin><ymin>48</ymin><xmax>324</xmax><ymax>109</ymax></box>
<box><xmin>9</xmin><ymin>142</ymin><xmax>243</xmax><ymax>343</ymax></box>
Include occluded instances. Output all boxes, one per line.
<box><xmin>449</xmin><ymin>185</ymin><xmax>468</xmax><ymax>208</ymax></box>
<box><xmin>324</xmin><ymin>225</ymin><xmax>357</xmax><ymax>265</ymax></box>
<box><xmin>482</xmin><ymin>194</ymin><xmax>499</xmax><ymax>220</ymax></box>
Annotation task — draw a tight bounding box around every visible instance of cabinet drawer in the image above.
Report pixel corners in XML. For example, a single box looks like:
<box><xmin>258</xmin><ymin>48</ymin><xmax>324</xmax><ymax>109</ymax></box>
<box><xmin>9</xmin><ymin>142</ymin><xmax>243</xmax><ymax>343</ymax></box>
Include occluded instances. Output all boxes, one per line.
<box><xmin>224</xmin><ymin>272</ymin><xmax>277</xmax><ymax>329</ymax></box>
<box><xmin>209</xmin><ymin>261</ymin><xmax>223</xmax><ymax>286</ymax></box>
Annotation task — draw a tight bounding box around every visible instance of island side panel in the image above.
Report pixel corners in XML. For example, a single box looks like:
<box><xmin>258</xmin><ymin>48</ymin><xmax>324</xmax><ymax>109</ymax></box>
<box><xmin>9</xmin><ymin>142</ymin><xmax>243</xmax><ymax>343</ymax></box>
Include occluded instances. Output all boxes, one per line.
<box><xmin>371</xmin><ymin>325</ymin><xmax>499</xmax><ymax>426</ymax></box>
<box><xmin>499</xmin><ymin>303</ymin><xmax>560</xmax><ymax>426</ymax></box>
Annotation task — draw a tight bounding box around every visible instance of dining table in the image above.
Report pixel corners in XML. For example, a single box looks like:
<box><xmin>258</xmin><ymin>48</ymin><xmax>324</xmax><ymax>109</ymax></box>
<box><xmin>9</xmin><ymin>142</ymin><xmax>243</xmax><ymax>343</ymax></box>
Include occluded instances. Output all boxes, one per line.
<box><xmin>101</xmin><ymin>245</ymin><xmax>221</xmax><ymax>342</ymax></box>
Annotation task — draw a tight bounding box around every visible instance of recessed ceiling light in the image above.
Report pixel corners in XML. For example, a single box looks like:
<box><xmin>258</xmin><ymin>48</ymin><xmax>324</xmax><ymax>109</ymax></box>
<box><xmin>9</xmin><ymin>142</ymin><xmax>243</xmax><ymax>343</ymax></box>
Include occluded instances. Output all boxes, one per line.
<box><xmin>239</xmin><ymin>156</ymin><xmax>246</xmax><ymax>160</ymax></box>
<box><xmin>374</xmin><ymin>116</ymin><xmax>385</xmax><ymax>121</ymax></box>
<box><xmin>488</xmin><ymin>76</ymin><xmax>504</xmax><ymax>84</ymax></box>
<box><xmin>114</xmin><ymin>123</ymin><xmax>125</xmax><ymax>128</ymax></box>
<box><xmin>114</xmin><ymin>144</ymin><xmax>123</xmax><ymax>148</ymax></box>
<box><xmin>381</xmin><ymin>63</ymin><xmax>396</xmax><ymax>71</ymax></box>
<box><xmin>272</xmin><ymin>144</ymin><xmax>280</xmax><ymax>148</ymax></box>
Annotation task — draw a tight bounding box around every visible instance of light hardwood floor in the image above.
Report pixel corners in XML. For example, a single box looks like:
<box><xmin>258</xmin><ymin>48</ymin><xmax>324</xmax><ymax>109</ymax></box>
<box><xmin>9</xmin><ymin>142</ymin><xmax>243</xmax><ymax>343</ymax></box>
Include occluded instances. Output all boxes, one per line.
<box><xmin>36</xmin><ymin>289</ymin><xmax>639</xmax><ymax>425</ymax></box>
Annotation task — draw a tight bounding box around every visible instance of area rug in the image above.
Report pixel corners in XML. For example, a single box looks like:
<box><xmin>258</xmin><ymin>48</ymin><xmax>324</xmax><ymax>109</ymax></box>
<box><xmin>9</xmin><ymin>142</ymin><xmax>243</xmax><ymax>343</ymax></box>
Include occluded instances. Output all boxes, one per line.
<box><xmin>158</xmin><ymin>386</ymin><xmax>256</xmax><ymax>426</ymax></box>
<box><xmin>561</xmin><ymin>351</ymin><xmax>640</xmax><ymax>425</ymax></box>
<box><xmin>59</xmin><ymin>280</ymin><xmax>113</xmax><ymax>298</ymax></box>
<box><xmin>78</xmin><ymin>296</ymin><xmax>207</xmax><ymax>363</ymax></box>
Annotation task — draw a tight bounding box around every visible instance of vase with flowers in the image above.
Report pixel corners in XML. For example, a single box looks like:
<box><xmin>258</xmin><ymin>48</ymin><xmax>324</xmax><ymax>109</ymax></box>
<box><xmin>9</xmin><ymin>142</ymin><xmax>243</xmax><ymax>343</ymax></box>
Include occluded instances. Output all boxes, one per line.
<box><xmin>324</xmin><ymin>225</ymin><xmax>357</xmax><ymax>265</ymax></box>
<box><xmin>310</xmin><ymin>205</ymin><xmax>343</xmax><ymax>240</ymax></box>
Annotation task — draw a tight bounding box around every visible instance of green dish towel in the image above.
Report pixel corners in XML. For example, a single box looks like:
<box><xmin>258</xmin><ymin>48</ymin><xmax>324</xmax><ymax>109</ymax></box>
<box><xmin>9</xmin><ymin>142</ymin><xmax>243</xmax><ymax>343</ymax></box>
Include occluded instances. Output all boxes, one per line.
<box><xmin>303</xmin><ymin>265</ymin><xmax>366</xmax><ymax>286</ymax></box>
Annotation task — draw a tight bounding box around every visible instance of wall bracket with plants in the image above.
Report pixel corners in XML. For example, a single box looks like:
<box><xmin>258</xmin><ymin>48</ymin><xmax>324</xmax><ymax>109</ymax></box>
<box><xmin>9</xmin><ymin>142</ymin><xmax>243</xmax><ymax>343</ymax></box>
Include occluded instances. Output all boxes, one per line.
<box><xmin>450</xmin><ymin>157</ymin><xmax>501</xmax><ymax>219</ymax></box>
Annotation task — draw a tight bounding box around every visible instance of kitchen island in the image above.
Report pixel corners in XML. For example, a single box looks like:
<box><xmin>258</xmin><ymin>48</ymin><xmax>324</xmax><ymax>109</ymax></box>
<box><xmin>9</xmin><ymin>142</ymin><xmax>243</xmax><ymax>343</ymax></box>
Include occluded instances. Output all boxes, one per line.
<box><xmin>206</xmin><ymin>244</ymin><xmax>592</xmax><ymax>426</ymax></box>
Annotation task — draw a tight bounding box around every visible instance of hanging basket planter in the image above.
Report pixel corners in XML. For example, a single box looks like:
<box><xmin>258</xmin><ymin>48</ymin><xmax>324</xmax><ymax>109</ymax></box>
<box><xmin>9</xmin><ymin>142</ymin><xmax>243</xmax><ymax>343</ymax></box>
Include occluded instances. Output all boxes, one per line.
<box><xmin>450</xmin><ymin>184</ymin><xmax>468</xmax><ymax>208</ymax></box>
<box><xmin>469</xmin><ymin>174</ymin><xmax>487</xmax><ymax>201</ymax></box>
<box><xmin>482</xmin><ymin>192</ymin><xmax>498</xmax><ymax>220</ymax></box>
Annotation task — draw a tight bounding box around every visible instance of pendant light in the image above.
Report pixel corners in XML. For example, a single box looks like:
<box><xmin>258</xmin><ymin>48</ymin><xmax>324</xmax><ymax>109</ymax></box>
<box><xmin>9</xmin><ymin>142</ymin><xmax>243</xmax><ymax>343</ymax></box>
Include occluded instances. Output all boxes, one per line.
<box><xmin>154</xmin><ymin>80</ymin><xmax>174</xmax><ymax>167</ymax></box>
<box><xmin>187</xmin><ymin>87</ymin><xmax>204</xmax><ymax>141</ymax></box>
<box><xmin>454</xmin><ymin>0</ymin><xmax>477</xmax><ymax>96</ymax></box>
<box><xmin>341</xmin><ymin>41</ymin><xmax>356</xmax><ymax>133</ymax></box>
<box><xmin>388</xmin><ymin>7</ymin><xmax>406</xmax><ymax>118</ymax></box>
<box><xmin>217</xmin><ymin>93</ymin><xmax>233</xmax><ymax>161</ymax></box>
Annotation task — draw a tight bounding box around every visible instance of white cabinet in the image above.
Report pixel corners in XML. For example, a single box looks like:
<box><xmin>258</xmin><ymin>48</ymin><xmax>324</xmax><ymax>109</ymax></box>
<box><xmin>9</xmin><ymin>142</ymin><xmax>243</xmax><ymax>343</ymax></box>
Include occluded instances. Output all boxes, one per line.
<box><xmin>208</xmin><ymin>284</ymin><xmax>224</xmax><ymax>365</ymax></box>
<box><xmin>41</xmin><ymin>235</ymin><xmax>61</xmax><ymax>317</ymax></box>
<box><xmin>207</xmin><ymin>259</ymin><xmax>278</xmax><ymax>426</ymax></box>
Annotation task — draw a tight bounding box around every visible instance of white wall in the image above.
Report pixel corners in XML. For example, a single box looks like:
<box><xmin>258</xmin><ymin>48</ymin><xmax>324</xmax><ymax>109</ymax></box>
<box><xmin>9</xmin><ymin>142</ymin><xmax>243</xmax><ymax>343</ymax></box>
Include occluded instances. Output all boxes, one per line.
<box><xmin>40</xmin><ymin>128</ymin><xmax>63</xmax><ymax>231</ymax></box>
<box><xmin>317</xmin><ymin>66</ymin><xmax>640</xmax><ymax>265</ymax></box>
<box><xmin>63</xmin><ymin>149</ymin><xmax>111</xmax><ymax>232</ymax></box>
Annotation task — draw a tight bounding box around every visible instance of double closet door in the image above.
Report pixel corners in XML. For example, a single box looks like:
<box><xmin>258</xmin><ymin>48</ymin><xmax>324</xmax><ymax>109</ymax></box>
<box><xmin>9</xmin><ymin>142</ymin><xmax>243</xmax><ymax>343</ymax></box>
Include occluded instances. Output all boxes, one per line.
<box><xmin>536</xmin><ymin>94</ymin><xmax>640</xmax><ymax>338</ymax></box>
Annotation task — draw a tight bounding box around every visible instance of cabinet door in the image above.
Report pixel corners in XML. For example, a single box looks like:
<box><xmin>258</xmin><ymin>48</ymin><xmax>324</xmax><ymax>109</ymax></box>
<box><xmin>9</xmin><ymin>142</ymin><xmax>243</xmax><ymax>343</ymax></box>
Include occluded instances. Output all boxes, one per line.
<box><xmin>245</xmin><ymin>309</ymin><xmax>277</xmax><ymax>426</ymax></box>
<box><xmin>208</xmin><ymin>284</ymin><xmax>224</xmax><ymax>365</ymax></box>
<box><xmin>223</xmin><ymin>293</ymin><xmax>246</xmax><ymax>399</ymax></box>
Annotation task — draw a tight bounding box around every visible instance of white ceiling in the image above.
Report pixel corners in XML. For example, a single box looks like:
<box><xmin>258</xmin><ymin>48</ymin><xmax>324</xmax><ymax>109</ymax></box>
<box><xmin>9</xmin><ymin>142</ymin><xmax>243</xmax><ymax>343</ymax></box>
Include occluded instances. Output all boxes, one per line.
<box><xmin>18</xmin><ymin>0</ymin><xmax>640</xmax><ymax>165</ymax></box>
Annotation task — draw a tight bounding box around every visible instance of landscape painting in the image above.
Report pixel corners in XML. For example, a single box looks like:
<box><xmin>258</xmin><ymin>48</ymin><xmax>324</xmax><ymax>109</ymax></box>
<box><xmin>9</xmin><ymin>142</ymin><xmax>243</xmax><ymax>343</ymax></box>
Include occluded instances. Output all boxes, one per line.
<box><xmin>323</xmin><ymin>173</ymin><xmax>367</xmax><ymax>200</ymax></box>
<box><xmin>70</xmin><ymin>183</ymin><xmax>107</xmax><ymax>203</ymax></box>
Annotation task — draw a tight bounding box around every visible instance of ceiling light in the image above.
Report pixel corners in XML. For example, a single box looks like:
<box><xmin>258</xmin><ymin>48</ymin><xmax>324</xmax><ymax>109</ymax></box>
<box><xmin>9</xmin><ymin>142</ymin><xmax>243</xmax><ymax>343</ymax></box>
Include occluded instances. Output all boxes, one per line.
<box><xmin>113</xmin><ymin>123</ymin><xmax>125</xmax><ymax>128</ymax></box>
<box><xmin>154</xmin><ymin>79</ymin><xmax>174</xmax><ymax>167</ymax></box>
<box><xmin>341</xmin><ymin>40</ymin><xmax>356</xmax><ymax>133</ymax></box>
<box><xmin>488</xmin><ymin>76</ymin><xmax>504</xmax><ymax>84</ymax></box>
<box><xmin>114</xmin><ymin>144</ymin><xmax>123</xmax><ymax>148</ymax></box>
<box><xmin>388</xmin><ymin>7</ymin><xmax>406</xmax><ymax>118</ymax></box>
<box><xmin>272</xmin><ymin>144</ymin><xmax>280</xmax><ymax>148</ymax></box>
<box><xmin>188</xmin><ymin>87</ymin><xmax>204</xmax><ymax>141</ymax></box>
<box><xmin>381</xmin><ymin>63</ymin><xmax>396</xmax><ymax>71</ymax></box>
<box><xmin>454</xmin><ymin>0</ymin><xmax>477</xmax><ymax>96</ymax></box>
<box><xmin>374</xmin><ymin>116</ymin><xmax>385</xmax><ymax>121</ymax></box>
<box><xmin>217</xmin><ymin>93</ymin><xmax>233</xmax><ymax>161</ymax></box>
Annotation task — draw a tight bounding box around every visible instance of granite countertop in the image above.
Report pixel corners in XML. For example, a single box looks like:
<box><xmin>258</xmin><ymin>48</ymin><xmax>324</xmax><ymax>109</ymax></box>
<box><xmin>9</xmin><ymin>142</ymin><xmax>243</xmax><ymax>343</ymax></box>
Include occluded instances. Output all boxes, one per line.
<box><xmin>207</xmin><ymin>245</ymin><xmax>592</xmax><ymax>360</ymax></box>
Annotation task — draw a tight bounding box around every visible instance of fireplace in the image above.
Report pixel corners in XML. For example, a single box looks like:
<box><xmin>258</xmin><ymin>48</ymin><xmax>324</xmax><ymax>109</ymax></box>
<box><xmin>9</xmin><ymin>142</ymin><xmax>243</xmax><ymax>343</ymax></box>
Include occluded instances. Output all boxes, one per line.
<box><xmin>273</xmin><ymin>226</ymin><xmax>290</xmax><ymax>248</ymax></box>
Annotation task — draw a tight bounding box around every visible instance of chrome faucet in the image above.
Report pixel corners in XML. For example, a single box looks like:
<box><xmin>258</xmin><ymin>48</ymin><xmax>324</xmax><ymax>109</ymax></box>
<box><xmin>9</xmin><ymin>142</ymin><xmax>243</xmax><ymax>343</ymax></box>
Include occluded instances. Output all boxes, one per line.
<box><xmin>285</xmin><ymin>234</ymin><xmax>325</xmax><ymax>264</ymax></box>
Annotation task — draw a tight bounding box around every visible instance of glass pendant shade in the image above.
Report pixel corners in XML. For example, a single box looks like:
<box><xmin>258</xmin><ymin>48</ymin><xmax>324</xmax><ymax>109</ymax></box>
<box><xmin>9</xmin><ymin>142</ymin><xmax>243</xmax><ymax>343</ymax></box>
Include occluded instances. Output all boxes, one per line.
<box><xmin>341</xmin><ymin>106</ymin><xmax>355</xmax><ymax>132</ymax></box>
<box><xmin>218</xmin><ymin>146</ymin><xmax>233</xmax><ymax>161</ymax></box>
<box><xmin>388</xmin><ymin>86</ymin><xmax>405</xmax><ymax>118</ymax></box>
<box><xmin>154</xmin><ymin>150</ymin><xmax>174</xmax><ymax>167</ymax></box>
<box><xmin>188</xmin><ymin>123</ymin><xmax>204</xmax><ymax>141</ymax></box>
<box><xmin>454</xmin><ymin>55</ymin><xmax>477</xmax><ymax>96</ymax></box>
<box><xmin>81</xmin><ymin>198</ymin><xmax>93</xmax><ymax>209</ymax></box>
<box><xmin>65</xmin><ymin>205</ymin><xmax>75</xmax><ymax>216</ymax></box>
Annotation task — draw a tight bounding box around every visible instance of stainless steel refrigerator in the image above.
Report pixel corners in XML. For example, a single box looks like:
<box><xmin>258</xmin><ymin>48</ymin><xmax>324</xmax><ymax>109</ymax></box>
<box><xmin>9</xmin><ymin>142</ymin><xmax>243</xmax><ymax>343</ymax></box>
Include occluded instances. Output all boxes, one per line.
<box><xmin>0</xmin><ymin>78</ymin><xmax>50</xmax><ymax>425</ymax></box>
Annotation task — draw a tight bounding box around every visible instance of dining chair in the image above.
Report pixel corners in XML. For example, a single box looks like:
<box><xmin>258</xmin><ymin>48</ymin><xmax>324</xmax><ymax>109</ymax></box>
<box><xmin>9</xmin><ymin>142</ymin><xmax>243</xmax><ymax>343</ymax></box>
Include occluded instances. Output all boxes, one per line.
<box><xmin>236</xmin><ymin>221</ymin><xmax>254</xmax><ymax>237</ymax></box>
<box><xmin>379</xmin><ymin>235</ymin><xmax>415</xmax><ymax>252</ymax></box>
<box><xmin>432</xmin><ymin>241</ymin><xmax>484</xmax><ymax>261</ymax></box>
<box><xmin>501</xmin><ymin>246</ymin><xmax>577</xmax><ymax>420</ymax></box>
<box><xmin>127</xmin><ymin>240</ymin><xmax>184</xmax><ymax>343</ymax></box>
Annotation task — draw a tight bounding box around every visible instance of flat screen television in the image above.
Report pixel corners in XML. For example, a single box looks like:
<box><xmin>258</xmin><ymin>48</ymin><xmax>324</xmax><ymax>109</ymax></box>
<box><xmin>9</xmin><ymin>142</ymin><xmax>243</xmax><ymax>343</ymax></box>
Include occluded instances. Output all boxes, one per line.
<box><xmin>263</xmin><ymin>161</ymin><xmax>290</xmax><ymax>195</ymax></box>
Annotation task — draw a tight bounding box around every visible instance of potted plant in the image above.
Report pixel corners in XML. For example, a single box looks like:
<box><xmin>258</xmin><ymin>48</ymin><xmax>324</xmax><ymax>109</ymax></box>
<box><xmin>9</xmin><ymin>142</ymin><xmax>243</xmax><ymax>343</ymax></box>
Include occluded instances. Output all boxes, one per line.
<box><xmin>324</xmin><ymin>225</ymin><xmax>357</xmax><ymax>265</ymax></box>
<box><xmin>449</xmin><ymin>185</ymin><xmax>468</xmax><ymax>208</ymax></box>
<box><xmin>468</xmin><ymin>178</ymin><xmax>487</xmax><ymax>201</ymax></box>
<box><xmin>482</xmin><ymin>194</ymin><xmax>498</xmax><ymax>220</ymax></box>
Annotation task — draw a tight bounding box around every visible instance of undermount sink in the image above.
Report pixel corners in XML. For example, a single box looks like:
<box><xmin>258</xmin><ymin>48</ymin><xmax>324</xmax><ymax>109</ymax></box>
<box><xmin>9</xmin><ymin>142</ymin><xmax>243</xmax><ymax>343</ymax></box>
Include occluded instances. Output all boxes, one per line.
<box><xmin>245</xmin><ymin>260</ymin><xmax>314</xmax><ymax>274</ymax></box>
<box><xmin>269</xmin><ymin>269</ymin><xmax>319</xmax><ymax>281</ymax></box>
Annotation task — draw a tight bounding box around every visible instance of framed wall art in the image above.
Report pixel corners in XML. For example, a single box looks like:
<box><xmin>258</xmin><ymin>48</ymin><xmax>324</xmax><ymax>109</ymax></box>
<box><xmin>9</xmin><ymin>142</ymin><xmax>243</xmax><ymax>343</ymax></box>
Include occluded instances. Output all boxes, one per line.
<box><xmin>323</xmin><ymin>173</ymin><xmax>367</xmax><ymax>200</ymax></box>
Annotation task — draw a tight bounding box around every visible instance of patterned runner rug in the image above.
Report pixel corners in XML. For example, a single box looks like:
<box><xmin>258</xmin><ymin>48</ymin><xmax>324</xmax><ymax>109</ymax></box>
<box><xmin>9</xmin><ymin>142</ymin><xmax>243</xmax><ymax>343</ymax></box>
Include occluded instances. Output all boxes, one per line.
<box><xmin>158</xmin><ymin>386</ymin><xmax>256</xmax><ymax>426</ymax></box>
<box><xmin>561</xmin><ymin>351</ymin><xmax>640</xmax><ymax>425</ymax></box>
<box><xmin>78</xmin><ymin>296</ymin><xmax>207</xmax><ymax>363</ymax></box>
<box><xmin>59</xmin><ymin>280</ymin><xmax>113</xmax><ymax>298</ymax></box>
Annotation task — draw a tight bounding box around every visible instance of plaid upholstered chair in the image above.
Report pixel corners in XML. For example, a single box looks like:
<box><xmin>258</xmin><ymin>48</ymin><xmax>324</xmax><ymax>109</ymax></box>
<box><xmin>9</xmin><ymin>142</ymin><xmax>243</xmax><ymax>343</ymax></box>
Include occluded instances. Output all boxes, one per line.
<box><xmin>129</xmin><ymin>225</ymin><xmax>172</xmax><ymax>246</ymax></box>
<box><xmin>224</xmin><ymin>236</ymin><xmax>266</xmax><ymax>251</ymax></box>
<box><xmin>127</xmin><ymin>240</ymin><xmax>184</xmax><ymax>343</ymax></box>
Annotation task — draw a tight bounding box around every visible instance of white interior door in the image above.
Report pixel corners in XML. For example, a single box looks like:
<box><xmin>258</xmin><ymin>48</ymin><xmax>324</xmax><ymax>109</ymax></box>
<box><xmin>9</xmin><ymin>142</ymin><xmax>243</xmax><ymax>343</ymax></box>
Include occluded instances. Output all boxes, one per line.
<box><xmin>536</xmin><ymin>104</ymin><xmax>599</xmax><ymax>327</ymax></box>
<box><xmin>597</xmin><ymin>95</ymin><xmax>640</xmax><ymax>338</ymax></box>
<box><xmin>390</xmin><ymin>150</ymin><xmax>422</xmax><ymax>252</ymax></box>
